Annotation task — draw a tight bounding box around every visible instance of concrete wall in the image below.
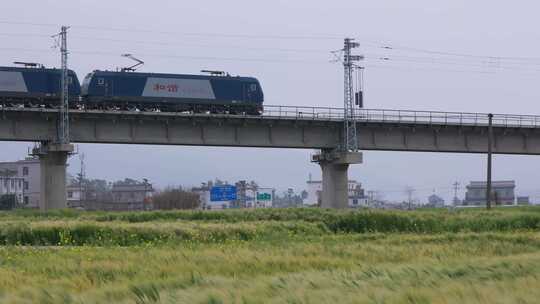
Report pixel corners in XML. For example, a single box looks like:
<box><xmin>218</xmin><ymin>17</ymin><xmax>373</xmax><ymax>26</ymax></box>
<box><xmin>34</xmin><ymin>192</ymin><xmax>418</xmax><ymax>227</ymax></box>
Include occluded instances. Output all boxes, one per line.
<box><xmin>304</xmin><ymin>179</ymin><xmax>367</xmax><ymax>207</ymax></box>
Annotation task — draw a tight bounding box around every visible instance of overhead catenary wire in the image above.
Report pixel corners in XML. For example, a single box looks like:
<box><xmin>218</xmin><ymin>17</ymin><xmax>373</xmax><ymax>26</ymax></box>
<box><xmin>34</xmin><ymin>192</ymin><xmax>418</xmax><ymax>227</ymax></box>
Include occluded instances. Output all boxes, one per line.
<box><xmin>0</xmin><ymin>46</ymin><xmax>537</xmax><ymax>76</ymax></box>
<box><xmin>359</xmin><ymin>41</ymin><xmax>540</xmax><ymax>62</ymax></box>
<box><xmin>3</xmin><ymin>19</ymin><xmax>540</xmax><ymax>62</ymax></box>
<box><xmin>4</xmin><ymin>30</ymin><xmax>540</xmax><ymax>76</ymax></box>
<box><xmin>0</xmin><ymin>20</ymin><xmax>342</xmax><ymax>41</ymax></box>
<box><xmin>4</xmin><ymin>25</ymin><xmax>540</xmax><ymax>68</ymax></box>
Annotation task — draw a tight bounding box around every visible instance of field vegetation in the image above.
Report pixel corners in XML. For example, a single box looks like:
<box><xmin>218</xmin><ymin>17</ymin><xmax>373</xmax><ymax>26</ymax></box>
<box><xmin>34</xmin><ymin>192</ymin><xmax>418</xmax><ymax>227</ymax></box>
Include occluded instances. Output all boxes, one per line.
<box><xmin>0</xmin><ymin>207</ymin><xmax>540</xmax><ymax>303</ymax></box>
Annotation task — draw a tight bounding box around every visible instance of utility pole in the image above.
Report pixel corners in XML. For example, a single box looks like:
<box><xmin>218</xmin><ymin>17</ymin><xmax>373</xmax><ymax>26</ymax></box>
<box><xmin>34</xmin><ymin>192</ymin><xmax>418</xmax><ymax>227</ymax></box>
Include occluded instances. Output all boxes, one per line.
<box><xmin>486</xmin><ymin>113</ymin><xmax>493</xmax><ymax>210</ymax></box>
<box><xmin>31</xmin><ymin>25</ymin><xmax>74</xmax><ymax>210</ymax></box>
<box><xmin>405</xmin><ymin>186</ymin><xmax>415</xmax><ymax>210</ymax></box>
<box><xmin>342</xmin><ymin>38</ymin><xmax>363</xmax><ymax>152</ymax></box>
<box><xmin>54</xmin><ymin>25</ymin><xmax>70</xmax><ymax>144</ymax></box>
<box><xmin>367</xmin><ymin>190</ymin><xmax>375</xmax><ymax>206</ymax></box>
<box><xmin>452</xmin><ymin>181</ymin><xmax>460</xmax><ymax>205</ymax></box>
<box><xmin>79</xmin><ymin>152</ymin><xmax>85</xmax><ymax>201</ymax></box>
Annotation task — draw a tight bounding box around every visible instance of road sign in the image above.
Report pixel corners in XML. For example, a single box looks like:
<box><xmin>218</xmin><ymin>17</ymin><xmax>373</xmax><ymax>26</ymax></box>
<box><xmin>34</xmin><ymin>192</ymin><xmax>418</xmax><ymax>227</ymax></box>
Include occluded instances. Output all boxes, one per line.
<box><xmin>256</xmin><ymin>192</ymin><xmax>272</xmax><ymax>201</ymax></box>
<box><xmin>210</xmin><ymin>185</ymin><xmax>237</xmax><ymax>201</ymax></box>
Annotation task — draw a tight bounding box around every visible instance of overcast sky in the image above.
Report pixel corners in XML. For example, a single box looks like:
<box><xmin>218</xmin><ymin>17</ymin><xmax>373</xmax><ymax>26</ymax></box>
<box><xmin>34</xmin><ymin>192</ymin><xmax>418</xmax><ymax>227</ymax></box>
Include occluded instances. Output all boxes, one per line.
<box><xmin>2</xmin><ymin>0</ymin><xmax>540</xmax><ymax>202</ymax></box>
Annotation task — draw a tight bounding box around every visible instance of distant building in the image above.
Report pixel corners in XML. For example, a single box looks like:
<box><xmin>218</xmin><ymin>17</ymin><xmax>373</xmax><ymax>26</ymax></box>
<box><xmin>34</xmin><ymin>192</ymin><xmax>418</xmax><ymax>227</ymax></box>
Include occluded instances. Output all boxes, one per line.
<box><xmin>67</xmin><ymin>184</ymin><xmax>85</xmax><ymax>208</ymax></box>
<box><xmin>273</xmin><ymin>188</ymin><xmax>303</xmax><ymax>208</ymax></box>
<box><xmin>108</xmin><ymin>181</ymin><xmax>154</xmax><ymax>211</ymax></box>
<box><xmin>517</xmin><ymin>196</ymin><xmax>530</xmax><ymax>205</ymax></box>
<box><xmin>464</xmin><ymin>181</ymin><xmax>515</xmax><ymax>206</ymax></box>
<box><xmin>0</xmin><ymin>158</ymin><xmax>40</xmax><ymax>208</ymax></box>
<box><xmin>304</xmin><ymin>175</ymin><xmax>367</xmax><ymax>207</ymax></box>
<box><xmin>427</xmin><ymin>194</ymin><xmax>445</xmax><ymax>208</ymax></box>
<box><xmin>0</xmin><ymin>175</ymin><xmax>25</xmax><ymax>206</ymax></box>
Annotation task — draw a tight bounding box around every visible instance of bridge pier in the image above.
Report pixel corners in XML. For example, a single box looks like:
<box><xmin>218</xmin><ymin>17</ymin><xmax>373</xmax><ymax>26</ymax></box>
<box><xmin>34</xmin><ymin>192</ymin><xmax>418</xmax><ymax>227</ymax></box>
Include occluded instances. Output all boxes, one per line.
<box><xmin>312</xmin><ymin>149</ymin><xmax>362</xmax><ymax>209</ymax></box>
<box><xmin>32</xmin><ymin>142</ymin><xmax>74</xmax><ymax>210</ymax></box>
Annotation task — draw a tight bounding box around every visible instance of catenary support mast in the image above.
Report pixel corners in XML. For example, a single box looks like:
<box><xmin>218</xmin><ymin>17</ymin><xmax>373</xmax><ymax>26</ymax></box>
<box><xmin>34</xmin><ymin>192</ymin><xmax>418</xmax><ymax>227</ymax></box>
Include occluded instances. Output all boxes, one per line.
<box><xmin>58</xmin><ymin>26</ymin><xmax>70</xmax><ymax>144</ymax></box>
<box><xmin>343</xmin><ymin>38</ymin><xmax>362</xmax><ymax>151</ymax></box>
<box><xmin>312</xmin><ymin>38</ymin><xmax>364</xmax><ymax>209</ymax></box>
<box><xmin>32</xmin><ymin>25</ymin><xmax>74</xmax><ymax>210</ymax></box>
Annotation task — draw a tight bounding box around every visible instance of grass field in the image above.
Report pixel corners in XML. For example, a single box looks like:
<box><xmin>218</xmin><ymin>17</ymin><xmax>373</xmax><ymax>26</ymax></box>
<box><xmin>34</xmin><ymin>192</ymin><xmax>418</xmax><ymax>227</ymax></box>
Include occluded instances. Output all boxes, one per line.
<box><xmin>1</xmin><ymin>207</ymin><xmax>540</xmax><ymax>303</ymax></box>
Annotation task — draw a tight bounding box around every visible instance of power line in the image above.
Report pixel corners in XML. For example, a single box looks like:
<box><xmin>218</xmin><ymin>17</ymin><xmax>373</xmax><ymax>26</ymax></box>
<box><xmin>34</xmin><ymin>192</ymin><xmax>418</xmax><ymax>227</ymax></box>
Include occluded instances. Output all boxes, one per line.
<box><xmin>2</xmin><ymin>19</ymin><xmax>540</xmax><ymax>62</ymax></box>
<box><xmin>3</xmin><ymin>45</ymin><xmax>540</xmax><ymax>77</ymax></box>
<box><xmin>67</xmin><ymin>35</ymin><xmax>331</xmax><ymax>54</ymax></box>
<box><xmin>0</xmin><ymin>21</ymin><xmax>58</xmax><ymax>27</ymax></box>
<box><xmin>0</xmin><ymin>47</ymin><xmax>327</xmax><ymax>64</ymax></box>
<box><xmin>0</xmin><ymin>20</ymin><xmax>342</xmax><ymax>41</ymax></box>
<box><xmin>70</xmin><ymin>50</ymin><xmax>325</xmax><ymax>64</ymax></box>
<box><xmin>359</xmin><ymin>40</ymin><xmax>540</xmax><ymax>62</ymax></box>
<box><xmin>0</xmin><ymin>32</ymin><xmax>51</xmax><ymax>38</ymax></box>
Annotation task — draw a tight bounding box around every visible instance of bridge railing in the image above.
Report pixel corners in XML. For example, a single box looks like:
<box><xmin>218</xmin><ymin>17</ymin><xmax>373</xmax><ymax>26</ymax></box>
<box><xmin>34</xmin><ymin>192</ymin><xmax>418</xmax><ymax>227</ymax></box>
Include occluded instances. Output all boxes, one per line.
<box><xmin>2</xmin><ymin>104</ymin><xmax>540</xmax><ymax>127</ymax></box>
<box><xmin>263</xmin><ymin>105</ymin><xmax>345</xmax><ymax>120</ymax></box>
<box><xmin>355</xmin><ymin>109</ymin><xmax>540</xmax><ymax>127</ymax></box>
<box><xmin>263</xmin><ymin>105</ymin><xmax>540</xmax><ymax>127</ymax></box>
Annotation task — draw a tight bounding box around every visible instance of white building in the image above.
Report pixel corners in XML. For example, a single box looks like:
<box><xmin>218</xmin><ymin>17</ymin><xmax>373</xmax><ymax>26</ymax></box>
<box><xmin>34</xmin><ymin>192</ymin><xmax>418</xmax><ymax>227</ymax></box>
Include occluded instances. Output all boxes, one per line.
<box><xmin>465</xmin><ymin>180</ymin><xmax>516</xmax><ymax>206</ymax></box>
<box><xmin>67</xmin><ymin>184</ymin><xmax>85</xmax><ymax>208</ymax></box>
<box><xmin>0</xmin><ymin>176</ymin><xmax>25</xmax><ymax>205</ymax></box>
<box><xmin>0</xmin><ymin>158</ymin><xmax>41</xmax><ymax>208</ymax></box>
<box><xmin>304</xmin><ymin>175</ymin><xmax>367</xmax><ymax>207</ymax></box>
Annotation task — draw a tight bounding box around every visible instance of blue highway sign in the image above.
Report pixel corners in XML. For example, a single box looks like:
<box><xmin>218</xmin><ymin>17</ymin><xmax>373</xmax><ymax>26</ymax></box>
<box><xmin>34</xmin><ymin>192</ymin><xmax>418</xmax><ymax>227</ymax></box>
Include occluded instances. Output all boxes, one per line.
<box><xmin>210</xmin><ymin>185</ymin><xmax>237</xmax><ymax>201</ymax></box>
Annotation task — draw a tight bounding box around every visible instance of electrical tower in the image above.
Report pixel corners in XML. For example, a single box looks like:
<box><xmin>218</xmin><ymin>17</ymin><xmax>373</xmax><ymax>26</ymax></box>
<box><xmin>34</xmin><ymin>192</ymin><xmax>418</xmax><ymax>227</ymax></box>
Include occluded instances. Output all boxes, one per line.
<box><xmin>342</xmin><ymin>38</ymin><xmax>363</xmax><ymax>151</ymax></box>
<box><xmin>53</xmin><ymin>26</ymin><xmax>71</xmax><ymax>144</ymax></box>
<box><xmin>79</xmin><ymin>152</ymin><xmax>86</xmax><ymax>201</ymax></box>
<box><xmin>452</xmin><ymin>181</ymin><xmax>460</xmax><ymax>205</ymax></box>
<box><xmin>405</xmin><ymin>186</ymin><xmax>415</xmax><ymax>210</ymax></box>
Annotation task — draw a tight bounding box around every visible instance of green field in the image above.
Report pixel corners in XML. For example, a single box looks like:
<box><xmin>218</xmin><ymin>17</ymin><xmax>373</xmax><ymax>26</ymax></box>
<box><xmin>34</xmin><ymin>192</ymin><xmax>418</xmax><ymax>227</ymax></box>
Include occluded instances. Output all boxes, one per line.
<box><xmin>1</xmin><ymin>207</ymin><xmax>540</xmax><ymax>303</ymax></box>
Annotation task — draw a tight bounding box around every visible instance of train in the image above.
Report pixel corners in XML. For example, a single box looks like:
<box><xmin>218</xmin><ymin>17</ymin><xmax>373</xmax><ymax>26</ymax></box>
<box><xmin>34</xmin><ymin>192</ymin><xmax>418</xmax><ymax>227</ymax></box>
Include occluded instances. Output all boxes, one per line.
<box><xmin>0</xmin><ymin>65</ymin><xmax>264</xmax><ymax>114</ymax></box>
<box><xmin>0</xmin><ymin>65</ymin><xmax>81</xmax><ymax>106</ymax></box>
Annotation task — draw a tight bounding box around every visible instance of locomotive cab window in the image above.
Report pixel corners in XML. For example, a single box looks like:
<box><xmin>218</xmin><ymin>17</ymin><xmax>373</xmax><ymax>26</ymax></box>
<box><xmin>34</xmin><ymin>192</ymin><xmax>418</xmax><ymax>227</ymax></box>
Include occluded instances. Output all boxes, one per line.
<box><xmin>97</xmin><ymin>78</ymin><xmax>105</xmax><ymax>86</ymax></box>
<box><xmin>249</xmin><ymin>84</ymin><xmax>257</xmax><ymax>92</ymax></box>
<box><xmin>68</xmin><ymin>76</ymin><xmax>73</xmax><ymax>85</ymax></box>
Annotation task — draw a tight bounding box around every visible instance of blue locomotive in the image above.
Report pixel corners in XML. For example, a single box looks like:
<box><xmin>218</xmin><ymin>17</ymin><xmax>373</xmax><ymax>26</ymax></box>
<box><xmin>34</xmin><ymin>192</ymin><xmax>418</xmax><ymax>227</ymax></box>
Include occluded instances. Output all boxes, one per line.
<box><xmin>81</xmin><ymin>70</ymin><xmax>264</xmax><ymax>114</ymax></box>
<box><xmin>0</xmin><ymin>64</ymin><xmax>264</xmax><ymax>114</ymax></box>
<box><xmin>0</xmin><ymin>65</ymin><xmax>81</xmax><ymax>107</ymax></box>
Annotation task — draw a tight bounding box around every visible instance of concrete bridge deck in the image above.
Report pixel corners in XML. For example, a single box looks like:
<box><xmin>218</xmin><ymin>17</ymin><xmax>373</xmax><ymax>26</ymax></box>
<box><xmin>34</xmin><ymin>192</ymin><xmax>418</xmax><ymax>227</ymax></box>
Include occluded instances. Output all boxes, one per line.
<box><xmin>1</xmin><ymin>105</ymin><xmax>539</xmax><ymax>154</ymax></box>
<box><xmin>2</xmin><ymin>104</ymin><xmax>539</xmax><ymax>210</ymax></box>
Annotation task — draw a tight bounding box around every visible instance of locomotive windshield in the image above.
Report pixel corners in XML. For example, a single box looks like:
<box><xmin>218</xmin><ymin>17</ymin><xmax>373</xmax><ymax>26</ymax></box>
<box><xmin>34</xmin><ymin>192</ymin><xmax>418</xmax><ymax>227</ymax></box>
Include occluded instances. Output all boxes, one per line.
<box><xmin>81</xmin><ymin>73</ymin><xmax>94</xmax><ymax>95</ymax></box>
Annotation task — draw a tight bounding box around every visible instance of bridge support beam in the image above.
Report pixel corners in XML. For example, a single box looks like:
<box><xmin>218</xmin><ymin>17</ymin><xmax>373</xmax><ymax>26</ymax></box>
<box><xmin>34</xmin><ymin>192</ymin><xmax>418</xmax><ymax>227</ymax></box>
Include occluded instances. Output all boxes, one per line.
<box><xmin>312</xmin><ymin>150</ymin><xmax>362</xmax><ymax>209</ymax></box>
<box><xmin>32</xmin><ymin>143</ymin><xmax>74</xmax><ymax>210</ymax></box>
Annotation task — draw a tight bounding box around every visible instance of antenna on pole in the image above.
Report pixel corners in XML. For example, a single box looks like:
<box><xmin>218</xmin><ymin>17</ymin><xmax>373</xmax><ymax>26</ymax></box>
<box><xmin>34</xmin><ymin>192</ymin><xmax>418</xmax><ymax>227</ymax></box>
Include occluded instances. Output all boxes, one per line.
<box><xmin>52</xmin><ymin>26</ymin><xmax>70</xmax><ymax>144</ymax></box>
<box><xmin>340</xmin><ymin>38</ymin><xmax>363</xmax><ymax>151</ymax></box>
<box><xmin>121</xmin><ymin>54</ymin><xmax>144</xmax><ymax>72</ymax></box>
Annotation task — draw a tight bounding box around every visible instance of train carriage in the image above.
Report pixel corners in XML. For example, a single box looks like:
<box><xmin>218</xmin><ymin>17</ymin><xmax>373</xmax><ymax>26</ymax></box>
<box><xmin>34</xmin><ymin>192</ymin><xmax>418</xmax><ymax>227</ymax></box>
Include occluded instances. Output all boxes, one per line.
<box><xmin>81</xmin><ymin>70</ymin><xmax>264</xmax><ymax>114</ymax></box>
<box><xmin>0</xmin><ymin>66</ymin><xmax>81</xmax><ymax>107</ymax></box>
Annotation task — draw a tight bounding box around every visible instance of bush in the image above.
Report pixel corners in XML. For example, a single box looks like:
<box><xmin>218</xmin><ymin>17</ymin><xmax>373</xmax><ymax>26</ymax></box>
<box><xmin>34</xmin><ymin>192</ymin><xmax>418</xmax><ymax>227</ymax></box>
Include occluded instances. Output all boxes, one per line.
<box><xmin>152</xmin><ymin>187</ymin><xmax>200</xmax><ymax>210</ymax></box>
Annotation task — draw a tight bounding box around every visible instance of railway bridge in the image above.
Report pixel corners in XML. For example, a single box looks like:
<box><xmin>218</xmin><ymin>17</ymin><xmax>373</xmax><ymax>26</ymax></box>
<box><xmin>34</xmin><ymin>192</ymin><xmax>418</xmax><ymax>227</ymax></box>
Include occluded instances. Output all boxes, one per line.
<box><xmin>2</xmin><ymin>105</ymin><xmax>540</xmax><ymax>209</ymax></box>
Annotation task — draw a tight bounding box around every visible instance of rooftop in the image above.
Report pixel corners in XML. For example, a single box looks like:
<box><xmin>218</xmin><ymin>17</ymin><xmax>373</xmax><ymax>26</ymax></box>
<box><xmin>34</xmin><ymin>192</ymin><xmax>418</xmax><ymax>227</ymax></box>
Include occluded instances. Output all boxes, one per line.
<box><xmin>467</xmin><ymin>181</ymin><xmax>515</xmax><ymax>188</ymax></box>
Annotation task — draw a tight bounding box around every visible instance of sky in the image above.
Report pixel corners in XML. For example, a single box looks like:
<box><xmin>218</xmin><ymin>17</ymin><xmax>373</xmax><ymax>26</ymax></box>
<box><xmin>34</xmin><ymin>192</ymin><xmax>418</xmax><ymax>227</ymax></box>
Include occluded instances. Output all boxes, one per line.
<box><xmin>2</xmin><ymin>0</ymin><xmax>540</xmax><ymax>202</ymax></box>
